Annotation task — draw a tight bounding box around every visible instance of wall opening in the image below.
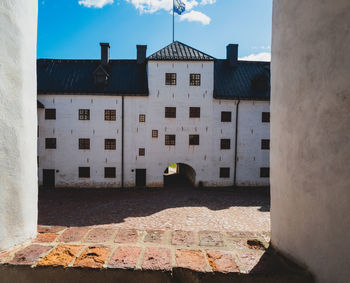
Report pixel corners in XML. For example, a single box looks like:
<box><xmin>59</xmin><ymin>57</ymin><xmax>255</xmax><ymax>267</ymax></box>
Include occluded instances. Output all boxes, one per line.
<box><xmin>163</xmin><ymin>163</ymin><xmax>196</xmax><ymax>187</ymax></box>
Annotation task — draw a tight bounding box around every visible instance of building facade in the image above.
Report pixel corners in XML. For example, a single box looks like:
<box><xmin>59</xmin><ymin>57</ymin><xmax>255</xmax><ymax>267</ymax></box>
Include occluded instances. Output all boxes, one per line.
<box><xmin>37</xmin><ymin>41</ymin><xmax>270</xmax><ymax>188</ymax></box>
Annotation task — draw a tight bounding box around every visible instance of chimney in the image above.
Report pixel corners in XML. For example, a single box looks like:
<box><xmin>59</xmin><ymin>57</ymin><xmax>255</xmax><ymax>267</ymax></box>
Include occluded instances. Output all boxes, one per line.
<box><xmin>227</xmin><ymin>44</ymin><xmax>238</xmax><ymax>67</ymax></box>
<box><xmin>137</xmin><ymin>45</ymin><xmax>147</xmax><ymax>64</ymax></box>
<box><xmin>100</xmin><ymin>43</ymin><xmax>110</xmax><ymax>66</ymax></box>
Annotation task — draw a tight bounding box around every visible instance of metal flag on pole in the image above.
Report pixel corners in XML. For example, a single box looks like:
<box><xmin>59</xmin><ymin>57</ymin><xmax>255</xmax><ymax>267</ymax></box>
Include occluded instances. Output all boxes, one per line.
<box><xmin>173</xmin><ymin>0</ymin><xmax>186</xmax><ymax>42</ymax></box>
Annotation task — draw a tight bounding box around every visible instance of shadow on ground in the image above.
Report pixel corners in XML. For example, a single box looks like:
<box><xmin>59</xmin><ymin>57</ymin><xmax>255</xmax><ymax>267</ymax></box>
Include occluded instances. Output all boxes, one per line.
<box><xmin>38</xmin><ymin>175</ymin><xmax>270</xmax><ymax>227</ymax></box>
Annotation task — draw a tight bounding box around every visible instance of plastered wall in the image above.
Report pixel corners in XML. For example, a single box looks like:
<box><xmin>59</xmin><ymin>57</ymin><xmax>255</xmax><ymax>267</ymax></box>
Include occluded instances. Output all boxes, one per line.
<box><xmin>0</xmin><ymin>0</ymin><xmax>38</xmax><ymax>250</ymax></box>
<box><xmin>271</xmin><ymin>1</ymin><xmax>350</xmax><ymax>282</ymax></box>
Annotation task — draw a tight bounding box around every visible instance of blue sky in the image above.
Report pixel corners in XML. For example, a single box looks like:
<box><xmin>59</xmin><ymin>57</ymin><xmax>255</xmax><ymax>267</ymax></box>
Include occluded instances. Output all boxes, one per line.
<box><xmin>38</xmin><ymin>0</ymin><xmax>272</xmax><ymax>61</ymax></box>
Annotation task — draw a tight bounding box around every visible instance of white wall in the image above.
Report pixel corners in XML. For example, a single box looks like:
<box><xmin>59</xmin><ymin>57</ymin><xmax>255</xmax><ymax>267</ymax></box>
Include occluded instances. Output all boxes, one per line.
<box><xmin>0</xmin><ymin>0</ymin><xmax>38</xmax><ymax>250</ymax></box>
<box><xmin>271</xmin><ymin>0</ymin><xmax>350</xmax><ymax>282</ymax></box>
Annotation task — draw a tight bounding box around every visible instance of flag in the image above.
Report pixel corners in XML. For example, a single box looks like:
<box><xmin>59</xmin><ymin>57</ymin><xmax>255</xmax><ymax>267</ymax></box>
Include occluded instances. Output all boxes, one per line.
<box><xmin>174</xmin><ymin>0</ymin><xmax>186</xmax><ymax>15</ymax></box>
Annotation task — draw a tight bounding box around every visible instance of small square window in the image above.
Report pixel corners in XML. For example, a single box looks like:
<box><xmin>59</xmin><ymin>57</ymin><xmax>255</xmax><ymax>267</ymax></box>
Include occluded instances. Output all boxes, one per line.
<box><xmin>220</xmin><ymin>168</ymin><xmax>230</xmax><ymax>178</ymax></box>
<box><xmin>45</xmin><ymin>138</ymin><xmax>56</xmax><ymax>149</ymax></box>
<box><xmin>165</xmin><ymin>135</ymin><xmax>176</xmax><ymax>146</ymax></box>
<box><xmin>45</xmin><ymin>109</ymin><xmax>56</xmax><ymax>120</ymax></box>
<box><xmin>104</xmin><ymin>167</ymin><xmax>116</xmax><ymax>178</ymax></box>
<box><xmin>189</xmin><ymin>135</ymin><xmax>199</xmax><ymax>145</ymax></box>
<box><xmin>79</xmin><ymin>109</ymin><xmax>90</xmax><ymax>120</ymax></box>
<box><xmin>221</xmin><ymin>111</ymin><xmax>232</xmax><ymax>122</ymax></box>
<box><xmin>165</xmin><ymin>73</ymin><xmax>176</xmax><ymax>85</ymax></box>
<box><xmin>105</xmin><ymin>139</ymin><xmax>116</xmax><ymax>150</ymax></box>
<box><xmin>139</xmin><ymin>148</ymin><xmax>145</xmax><ymax>156</ymax></box>
<box><xmin>152</xmin><ymin>130</ymin><xmax>158</xmax><ymax>138</ymax></box>
<box><xmin>165</xmin><ymin>107</ymin><xmax>176</xmax><ymax>118</ymax></box>
<box><xmin>262</xmin><ymin>112</ymin><xmax>270</xmax><ymax>123</ymax></box>
<box><xmin>79</xmin><ymin>167</ymin><xmax>90</xmax><ymax>178</ymax></box>
<box><xmin>105</xmin><ymin>110</ymin><xmax>116</xmax><ymax>121</ymax></box>
<box><xmin>189</xmin><ymin>107</ymin><xmax>200</xmax><ymax>118</ymax></box>
<box><xmin>220</xmin><ymin>139</ymin><xmax>231</xmax><ymax>150</ymax></box>
<box><xmin>260</xmin><ymin>167</ymin><xmax>270</xmax><ymax>178</ymax></box>
<box><xmin>261</xmin><ymin>139</ymin><xmax>270</xmax><ymax>150</ymax></box>
<box><xmin>79</xmin><ymin>138</ymin><xmax>90</xmax><ymax>150</ymax></box>
<box><xmin>139</xmin><ymin>114</ymin><xmax>146</xmax><ymax>122</ymax></box>
<box><xmin>190</xmin><ymin>74</ymin><xmax>201</xmax><ymax>86</ymax></box>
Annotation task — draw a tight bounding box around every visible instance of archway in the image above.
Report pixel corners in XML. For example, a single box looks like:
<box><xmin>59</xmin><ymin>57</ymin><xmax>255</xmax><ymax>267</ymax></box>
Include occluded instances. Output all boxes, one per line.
<box><xmin>163</xmin><ymin>163</ymin><xmax>196</xmax><ymax>188</ymax></box>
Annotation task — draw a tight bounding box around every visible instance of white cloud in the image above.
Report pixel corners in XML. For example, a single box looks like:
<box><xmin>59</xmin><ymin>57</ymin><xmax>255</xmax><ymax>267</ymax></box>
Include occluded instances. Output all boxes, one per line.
<box><xmin>126</xmin><ymin>0</ymin><xmax>199</xmax><ymax>14</ymax></box>
<box><xmin>201</xmin><ymin>0</ymin><xmax>215</xmax><ymax>5</ymax></box>
<box><xmin>239</xmin><ymin>52</ymin><xmax>271</xmax><ymax>62</ymax></box>
<box><xmin>79</xmin><ymin>0</ymin><xmax>114</xmax><ymax>8</ymax></box>
<box><xmin>180</xmin><ymin>10</ymin><xmax>211</xmax><ymax>25</ymax></box>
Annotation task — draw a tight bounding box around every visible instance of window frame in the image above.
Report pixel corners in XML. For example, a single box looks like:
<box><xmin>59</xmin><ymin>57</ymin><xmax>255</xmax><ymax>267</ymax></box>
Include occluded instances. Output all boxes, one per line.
<box><xmin>79</xmin><ymin>109</ymin><xmax>90</xmax><ymax>120</ymax></box>
<box><xmin>45</xmin><ymin>109</ymin><xmax>56</xmax><ymax>120</ymax></box>
<box><xmin>104</xmin><ymin>167</ymin><xmax>116</xmax><ymax>178</ymax></box>
<box><xmin>189</xmin><ymin>134</ymin><xmax>200</xmax><ymax>146</ymax></box>
<box><xmin>189</xmin><ymin>73</ymin><xmax>201</xmax><ymax>86</ymax></box>
<box><xmin>220</xmin><ymin>139</ymin><xmax>231</xmax><ymax>150</ymax></box>
<box><xmin>220</xmin><ymin>168</ymin><xmax>230</xmax><ymax>178</ymax></box>
<box><xmin>152</xmin><ymin>130</ymin><xmax>158</xmax><ymax>138</ymax></box>
<box><xmin>79</xmin><ymin>167</ymin><xmax>90</xmax><ymax>178</ymax></box>
<box><xmin>261</xmin><ymin>139</ymin><xmax>270</xmax><ymax>150</ymax></box>
<box><xmin>221</xmin><ymin>111</ymin><xmax>232</xmax><ymax>122</ymax></box>
<box><xmin>79</xmin><ymin>138</ymin><xmax>90</xmax><ymax>150</ymax></box>
<box><xmin>260</xmin><ymin>167</ymin><xmax>270</xmax><ymax>178</ymax></box>
<box><xmin>105</xmin><ymin>109</ymin><xmax>116</xmax><ymax>121</ymax></box>
<box><xmin>165</xmin><ymin>107</ymin><xmax>176</xmax><ymax>118</ymax></box>
<box><xmin>262</xmin><ymin>112</ymin><xmax>270</xmax><ymax>123</ymax></box>
<box><xmin>139</xmin><ymin>114</ymin><xmax>146</xmax><ymax>123</ymax></box>
<box><xmin>165</xmin><ymin>73</ymin><xmax>176</xmax><ymax>85</ymax></box>
<box><xmin>45</xmin><ymin>138</ymin><xmax>56</xmax><ymax>149</ymax></box>
<box><xmin>104</xmin><ymin>139</ymin><xmax>116</xmax><ymax>150</ymax></box>
<box><xmin>165</xmin><ymin>134</ymin><xmax>176</xmax><ymax>146</ymax></box>
<box><xmin>139</xmin><ymin>148</ymin><xmax>145</xmax><ymax>156</ymax></box>
<box><xmin>189</xmin><ymin>107</ymin><xmax>200</xmax><ymax>118</ymax></box>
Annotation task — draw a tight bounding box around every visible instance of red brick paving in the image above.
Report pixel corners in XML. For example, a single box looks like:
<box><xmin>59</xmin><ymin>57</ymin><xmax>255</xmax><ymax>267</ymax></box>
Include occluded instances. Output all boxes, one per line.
<box><xmin>74</xmin><ymin>245</ymin><xmax>112</xmax><ymax>268</ymax></box>
<box><xmin>8</xmin><ymin>244</ymin><xmax>52</xmax><ymax>265</ymax></box>
<box><xmin>37</xmin><ymin>225</ymin><xmax>66</xmax><ymax>233</ymax></box>
<box><xmin>143</xmin><ymin>230</ymin><xmax>165</xmax><ymax>244</ymax></box>
<box><xmin>142</xmin><ymin>247</ymin><xmax>172</xmax><ymax>271</ymax></box>
<box><xmin>172</xmin><ymin>230</ymin><xmax>196</xmax><ymax>246</ymax></box>
<box><xmin>114</xmin><ymin>229</ymin><xmax>139</xmax><ymax>243</ymax></box>
<box><xmin>206</xmin><ymin>251</ymin><xmax>240</xmax><ymax>273</ymax></box>
<box><xmin>57</xmin><ymin>227</ymin><xmax>90</xmax><ymax>242</ymax></box>
<box><xmin>108</xmin><ymin>246</ymin><xmax>141</xmax><ymax>269</ymax></box>
<box><xmin>34</xmin><ymin>233</ymin><xmax>58</xmax><ymax>243</ymax></box>
<box><xmin>236</xmin><ymin>251</ymin><xmax>265</xmax><ymax>273</ymax></box>
<box><xmin>175</xmin><ymin>249</ymin><xmax>207</xmax><ymax>272</ymax></box>
<box><xmin>38</xmin><ymin>244</ymin><xmax>84</xmax><ymax>267</ymax></box>
<box><xmin>199</xmin><ymin>231</ymin><xmax>224</xmax><ymax>247</ymax></box>
<box><xmin>84</xmin><ymin>228</ymin><xmax>115</xmax><ymax>243</ymax></box>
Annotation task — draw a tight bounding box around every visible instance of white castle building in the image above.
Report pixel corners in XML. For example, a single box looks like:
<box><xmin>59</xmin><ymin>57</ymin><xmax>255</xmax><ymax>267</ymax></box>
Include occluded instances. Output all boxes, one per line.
<box><xmin>37</xmin><ymin>41</ymin><xmax>270</xmax><ymax>188</ymax></box>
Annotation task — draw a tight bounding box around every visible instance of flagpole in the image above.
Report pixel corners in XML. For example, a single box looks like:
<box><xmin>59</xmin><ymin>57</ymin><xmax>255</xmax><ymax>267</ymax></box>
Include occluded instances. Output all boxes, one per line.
<box><xmin>173</xmin><ymin>0</ymin><xmax>175</xmax><ymax>42</ymax></box>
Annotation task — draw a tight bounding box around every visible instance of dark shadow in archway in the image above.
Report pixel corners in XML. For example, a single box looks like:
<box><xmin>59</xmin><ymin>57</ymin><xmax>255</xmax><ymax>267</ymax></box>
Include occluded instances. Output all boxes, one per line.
<box><xmin>163</xmin><ymin>163</ymin><xmax>196</xmax><ymax>188</ymax></box>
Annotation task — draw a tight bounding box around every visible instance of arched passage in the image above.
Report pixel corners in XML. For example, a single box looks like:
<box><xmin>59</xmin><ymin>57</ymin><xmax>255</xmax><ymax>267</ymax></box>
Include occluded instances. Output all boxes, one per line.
<box><xmin>163</xmin><ymin>163</ymin><xmax>196</xmax><ymax>187</ymax></box>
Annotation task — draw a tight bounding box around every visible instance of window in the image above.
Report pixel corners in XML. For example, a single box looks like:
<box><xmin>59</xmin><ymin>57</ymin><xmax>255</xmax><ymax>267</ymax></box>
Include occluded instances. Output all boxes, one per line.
<box><xmin>105</xmin><ymin>110</ymin><xmax>116</xmax><ymax>121</ymax></box>
<box><xmin>79</xmin><ymin>109</ymin><xmax>90</xmax><ymax>120</ymax></box>
<box><xmin>260</xmin><ymin>167</ymin><xmax>270</xmax><ymax>178</ymax></box>
<box><xmin>165</xmin><ymin>107</ymin><xmax>176</xmax><ymax>118</ymax></box>
<box><xmin>79</xmin><ymin>138</ymin><xmax>90</xmax><ymax>150</ymax></box>
<box><xmin>262</xmin><ymin>112</ymin><xmax>270</xmax><ymax>123</ymax></box>
<box><xmin>139</xmin><ymin>148</ymin><xmax>145</xmax><ymax>156</ymax></box>
<box><xmin>189</xmin><ymin>135</ymin><xmax>199</xmax><ymax>145</ymax></box>
<box><xmin>104</xmin><ymin>167</ymin><xmax>116</xmax><ymax>178</ymax></box>
<box><xmin>79</xmin><ymin>167</ymin><xmax>90</xmax><ymax>178</ymax></box>
<box><xmin>261</xmin><ymin>139</ymin><xmax>270</xmax><ymax>150</ymax></box>
<box><xmin>45</xmin><ymin>109</ymin><xmax>56</xmax><ymax>120</ymax></box>
<box><xmin>190</xmin><ymin>74</ymin><xmax>201</xmax><ymax>86</ymax></box>
<box><xmin>221</xmin><ymin>111</ymin><xmax>232</xmax><ymax>122</ymax></box>
<box><xmin>152</xmin><ymin>130</ymin><xmax>158</xmax><ymax>138</ymax></box>
<box><xmin>189</xmin><ymin>107</ymin><xmax>200</xmax><ymax>118</ymax></box>
<box><xmin>45</xmin><ymin>138</ymin><xmax>56</xmax><ymax>149</ymax></box>
<box><xmin>220</xmin><ymin>168</ymin><xmax>230</xmax><ymax>178</ymax></box>
<box><xmin>220</xmin><ymin>139</ymin><xmax>231</xmax><ymax>150</ymax></box>
<box><xmin>165</xmin><ymin>73</ymin><xmax>176</xmax><ymax>85</ymax></box>
<box><xmin>105</xmin><ymin>139</ymin><xmax>116</xmax><ymax>150</ymax></box>
<box><xmin>139</xmin><ymin>114</ymin><xmax>146</xmax><ymax>123</ymax></box>
<box><xmin>165</xmin><ymin>135</ymin><xmax>176</xmax><ymax>146</ymax></box>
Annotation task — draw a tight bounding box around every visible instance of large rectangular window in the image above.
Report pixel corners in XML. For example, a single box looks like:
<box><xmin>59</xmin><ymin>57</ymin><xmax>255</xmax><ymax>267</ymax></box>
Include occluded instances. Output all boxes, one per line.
<box><xmin>189</xmin><ymin>135</ymin><xmax>199</xmax><ymax>145</ymax></box>
<box><xmin>139</xmin><ymin>114</ymin><xmax>146</xmax><ymax>123</ymax></box>
<box><xmin>221</xmin><ymin>111</ymin><xmax>232</xmax><ymax>122</ymax></box>
<box><xmin>105</xmin><ymin>139</ymin><xmax>116</xmax><ymax>150</ymax></box>
<box><xmin>139</xmin><ymin>148</ymin><xmax>145</xmax><ymax>156</ymax></box>
<box><xmin>260</xmin><ymin>167</ymin><xmax>270</xmax><ymax>178</ymax></box>
<box><xmin>220</xmin><ymin>168</ymin><xmax>230</xmax><ymax>178</ymax></box>
<box><xmin>79</xmin><ymin>167</ymin><xmax>90</xmax><ymax>178</ymax></box>
<box><xmin>105</xmin><ymin>109</ymin><xmax>116</xmax><ymax>121</ymax></box>
<box><xmin>79</xmin><ymin>109</ymin><xmax>90</xmax><ymax>120</ymax></box>
<box><xmin>165</xmin><ymin>73</ymin><xmax>176</xmax><ymax>85</ymax></box>
<box><xmin>79</xmin><ymin>138</ymin><xmax>90</xmax><ymax>150</ymax></box>
<box><xmin>45</xmin><ymin>138</ymin><xmax>56</xmax><ymax>149</ymax></box>
<box><xmin>152</xmin><ymin>130</ymin><xmax>158</xmax><ymax>138</ymax></box>
<box><xmin>262</xmin><ymin>112</ymin><xmax>270</xmax><ymax>123</ymax></box>
<box><xmin>45</xmin><ymin>109</ymin><xmax>56</xmax><ymax>120</ymax></box>
<box><xmin>220</xmin><ymin>139</ymin><xmax>231</xmax><ymax>150</ymax></box>
<box><xmin>165</xmin><ymin>135</ymin><xmax>176</xmax><ymax>146</ymax></box>
<box><xmin>189</xmin><ymin>107</ymin><xmax>200</xmax><ymax>118</ymax></box>
<box><xmin>190</xmin><ymin>74</ymin><xmax>201</xmax><ymax>86</ymax></box>
<box><xmin>165</xmin><ymin>107</ymin><xmax>176</xmax><ymax>118</ymax></box>
<box><xmin>104</xmin><ymin>167</ymin><xmax>116</xmax><ymax>178</ymax></box>
<box><xmin>261</xmin><ymin>139</ymin><xmax>270</xmax><ymax>150</ymax></box>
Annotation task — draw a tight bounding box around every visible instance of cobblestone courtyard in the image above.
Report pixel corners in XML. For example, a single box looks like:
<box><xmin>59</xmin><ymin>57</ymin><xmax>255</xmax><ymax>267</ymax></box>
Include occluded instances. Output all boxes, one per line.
<box><xmin>38</xmin><ymin>179</ymin><xmax>270</xmax><ymax>232</ymax></box>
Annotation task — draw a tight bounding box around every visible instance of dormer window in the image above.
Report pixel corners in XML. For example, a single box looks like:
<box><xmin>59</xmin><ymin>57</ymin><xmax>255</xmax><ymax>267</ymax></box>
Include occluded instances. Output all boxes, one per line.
<box><xmin>94</xmin><ymin>65</ymin><xmax>110</xmax><ymax>85</ymax></box>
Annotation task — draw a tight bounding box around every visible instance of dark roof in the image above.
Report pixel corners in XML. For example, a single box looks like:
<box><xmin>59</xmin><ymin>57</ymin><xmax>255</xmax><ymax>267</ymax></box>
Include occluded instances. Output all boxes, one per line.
<box><xmin>37</xmin><ymin>59</ymin><xmax>148</xmax><ymax>95</ymax></box>
<box><xmin>214</xmin><ymin>60</ymin><xmax>270</xmax><ymax>100</ymax></box>
<box><xmin>148</xmin><ymin>41</ymin><xmax>214</xmax><ymax>61</ymax></box>
<box><xmin>37</xmin><ymin>100</ymin><xmax>45</xmax><ymax>108</ymax></box>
